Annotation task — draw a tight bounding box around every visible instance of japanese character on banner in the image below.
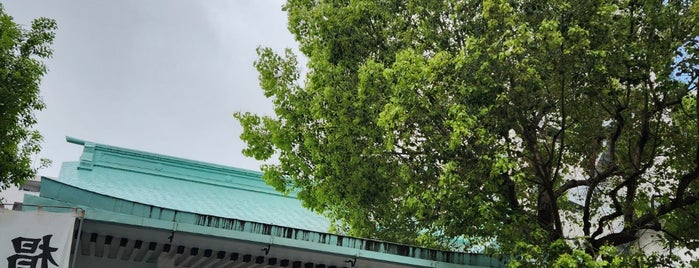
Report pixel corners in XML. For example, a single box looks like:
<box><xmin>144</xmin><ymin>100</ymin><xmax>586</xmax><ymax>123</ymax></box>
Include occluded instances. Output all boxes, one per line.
<box><xmin>1</xmin><ymin>210</ymin><xmax>74</xmax><ymax>268</ymax></box>
<box><xmin>7</xmin><ymin>235</ymin><xmax>59</xmax><ymax>268</ymax></box>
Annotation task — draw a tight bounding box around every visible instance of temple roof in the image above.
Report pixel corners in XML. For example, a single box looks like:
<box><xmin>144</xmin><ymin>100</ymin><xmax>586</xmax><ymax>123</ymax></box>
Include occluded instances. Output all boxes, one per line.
<box><xmin>24</xmin><ymin>137</ymin><xmax>504</xmax><ymax>267</ymax></box>
<box><xmin>59</xmin><ymin>136</ymin><xmax>330</xmax><ymax>232</ymax></box>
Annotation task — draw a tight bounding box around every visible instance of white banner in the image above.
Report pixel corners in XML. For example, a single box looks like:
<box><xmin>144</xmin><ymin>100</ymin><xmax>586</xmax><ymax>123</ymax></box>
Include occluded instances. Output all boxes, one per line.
<box><xmin>0</xmin><ymin>210</ymin><xmax>75</xmax><ymax>268</ymax></box>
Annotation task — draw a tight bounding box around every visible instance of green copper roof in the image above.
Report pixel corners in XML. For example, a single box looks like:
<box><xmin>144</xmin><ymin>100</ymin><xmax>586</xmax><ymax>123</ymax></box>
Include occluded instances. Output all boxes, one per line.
<box><xmin>60</xmin><ymin>136</ymin><xmax>331</xmax><ymax>232</ymax></box>
<box><xmin>24</xmin><ymin>137</ymin><xmax>505</xmax><ymax>267</ymax></box>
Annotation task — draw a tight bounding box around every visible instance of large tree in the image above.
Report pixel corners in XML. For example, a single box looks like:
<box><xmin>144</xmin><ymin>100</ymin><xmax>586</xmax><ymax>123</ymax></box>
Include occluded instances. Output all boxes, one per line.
<box><xmin>236</xmin><ymin>0</ymin><xmax>699</xmax><ymax>265</ymax></box>
<box><xmin>0</xmin><ymin>4</ymin><xmax>56</xmax><ymax>193</ymax></box>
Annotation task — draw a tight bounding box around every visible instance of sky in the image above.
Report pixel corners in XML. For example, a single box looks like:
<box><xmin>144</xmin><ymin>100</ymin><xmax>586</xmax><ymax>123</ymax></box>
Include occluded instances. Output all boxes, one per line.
<box><xmin>2</xmin><ymin>0</ymin><xmax>296</xmax><ymax>178</ymax></box>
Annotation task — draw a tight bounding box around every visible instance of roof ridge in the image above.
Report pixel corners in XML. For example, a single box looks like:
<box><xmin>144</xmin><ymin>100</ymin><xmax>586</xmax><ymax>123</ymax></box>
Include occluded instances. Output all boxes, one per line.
<box><xmin>67</xmin><ymin>136</ymin><xmax>262</xmax><ymax>177</ymax></box>
<box><xmin>65</xmin><ymin>136</ymin><xmax>293</xmax><ymax>197</ymax></box>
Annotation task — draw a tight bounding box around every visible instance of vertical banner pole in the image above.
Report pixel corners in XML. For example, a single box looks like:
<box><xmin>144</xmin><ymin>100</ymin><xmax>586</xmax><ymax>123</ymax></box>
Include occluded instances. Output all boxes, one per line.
<box><xmin>71</xmin><ymin>209</ymin><xmax>85</xmax><ymax>268</ymax></box>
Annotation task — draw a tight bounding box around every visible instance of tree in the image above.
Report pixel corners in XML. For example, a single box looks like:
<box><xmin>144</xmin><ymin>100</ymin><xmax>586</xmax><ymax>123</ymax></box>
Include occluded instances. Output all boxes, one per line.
<box><xmin>236</xmin><ymin>0</ymin><xmax>699</xmax><ymax>265</ymax></box>
<box><xmin>0</xmin><ymin>4</ymin><xmax>56</xmax><ymax>193</ymax></box>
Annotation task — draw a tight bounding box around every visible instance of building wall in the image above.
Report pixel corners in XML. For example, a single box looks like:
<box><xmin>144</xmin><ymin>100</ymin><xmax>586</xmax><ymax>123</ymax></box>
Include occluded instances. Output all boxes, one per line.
<box><xmin>1</xmin><ymin>183</ymin><xmax>39</xmax><ymax>209</ymax></box>
<box><xmin>75</xmin><ymin>255</ymin><xmax>155</xmax><ymax>268</ymax></box>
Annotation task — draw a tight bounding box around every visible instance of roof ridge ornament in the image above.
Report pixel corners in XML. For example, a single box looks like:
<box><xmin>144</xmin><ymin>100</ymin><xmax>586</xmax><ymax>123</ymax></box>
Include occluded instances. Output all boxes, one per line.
<box><xmin>77</xmin><ymin>141</ymin><xmax>96</xmax><ymax>171</ymax></box>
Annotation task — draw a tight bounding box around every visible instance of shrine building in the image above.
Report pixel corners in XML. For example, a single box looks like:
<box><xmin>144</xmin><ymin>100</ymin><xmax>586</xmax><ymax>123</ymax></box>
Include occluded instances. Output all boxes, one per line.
<box><xmin>17</xmin><ymin>137</ymin><xmax>504</xmax><ymax>268</ymax></box>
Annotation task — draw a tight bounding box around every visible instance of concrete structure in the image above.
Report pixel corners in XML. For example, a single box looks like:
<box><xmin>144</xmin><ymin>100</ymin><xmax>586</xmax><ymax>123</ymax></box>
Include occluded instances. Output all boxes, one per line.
<box><xmin>1</xmin><ymin>176</ymin><xmax>40</xmax><ymax>209</ymax></box>
<box><xmin>19</xmin><ymin>137</ymin><xmax>504</xmax><ymax>268</ymax></box>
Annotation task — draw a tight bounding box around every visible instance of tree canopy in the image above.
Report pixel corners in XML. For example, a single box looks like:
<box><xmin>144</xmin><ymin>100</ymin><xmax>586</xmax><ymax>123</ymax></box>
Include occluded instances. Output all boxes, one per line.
<box><xmin>236</xmin><ymin>0</ymin><xmax>699</xmax><ymax>265</ymax></box>
<box><xmin>0</xmin><ymin>4</ymin><xmax>55</xmax><ymax>193</ymax></box>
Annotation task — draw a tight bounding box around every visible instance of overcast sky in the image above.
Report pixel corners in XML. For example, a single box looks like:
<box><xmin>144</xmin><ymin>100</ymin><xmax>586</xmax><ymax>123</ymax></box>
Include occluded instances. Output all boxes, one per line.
<box><xmin>3</xmin><ymin>0</ymin><xmax>295</xmax><ymax>177</ymax></box>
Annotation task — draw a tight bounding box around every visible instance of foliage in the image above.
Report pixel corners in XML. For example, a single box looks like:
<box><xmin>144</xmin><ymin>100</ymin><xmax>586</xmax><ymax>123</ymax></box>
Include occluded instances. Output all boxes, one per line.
<box><xmin>0</xmin><ymin>4</ymin><xmax>55</xmax><ymax>193</ymax></box>
<box><xmin>236</xmin><ymin>0</ymin><xmax>699</xmax><ymax>265</ymax></box>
